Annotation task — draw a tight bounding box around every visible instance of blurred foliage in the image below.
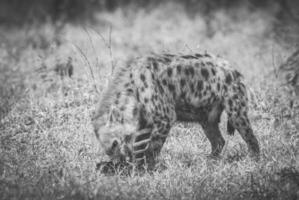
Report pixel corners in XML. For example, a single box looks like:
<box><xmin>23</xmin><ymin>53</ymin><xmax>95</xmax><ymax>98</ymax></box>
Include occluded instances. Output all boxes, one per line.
<box><xmin>0</xmin><ymin>0</ymin><xmax>298</xmax><ymax>25</ymax></box>
<box><xmin>0</xmin><ymin>0</ymin><xmax>101</xmax><ymax>24</ymax></box>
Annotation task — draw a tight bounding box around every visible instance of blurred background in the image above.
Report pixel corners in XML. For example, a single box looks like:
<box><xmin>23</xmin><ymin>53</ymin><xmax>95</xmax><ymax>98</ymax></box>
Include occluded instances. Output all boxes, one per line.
<box><xmin>0</xmin><ymin>0</ymin><xmax>298</xmax><ymax>116</ymax></box>
<box><xmin>0</xmin><ymin>1</ymin><xmax>299</xmax><ymax>199</ymax></box>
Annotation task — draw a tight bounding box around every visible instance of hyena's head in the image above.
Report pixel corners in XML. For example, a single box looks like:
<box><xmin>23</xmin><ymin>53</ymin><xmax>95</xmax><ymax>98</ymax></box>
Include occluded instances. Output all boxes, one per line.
<box><xmin>92</xmin><ymin>107</ymin><xmax>136</xmax><ymax>164</ymax></box>
<box><xmin>94</xmin><ymin>123</ymin><xmax>135</xmax><ymax>164</ymax></box>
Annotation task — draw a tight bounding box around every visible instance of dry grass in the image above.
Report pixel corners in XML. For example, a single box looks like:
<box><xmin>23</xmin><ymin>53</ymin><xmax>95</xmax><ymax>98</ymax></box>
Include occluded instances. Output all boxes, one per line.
<box><xmin>0</xmin><ymin>3</ymin><xmax>299</xmax><ymax>200</ymax></box>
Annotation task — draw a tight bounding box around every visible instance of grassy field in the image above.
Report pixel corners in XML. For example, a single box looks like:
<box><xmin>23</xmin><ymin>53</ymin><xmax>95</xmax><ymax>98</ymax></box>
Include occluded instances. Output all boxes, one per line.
<box><xmin>0</xmin><ymin>3</ymin><xmax>299</xmax><ymax>200</ymax></box>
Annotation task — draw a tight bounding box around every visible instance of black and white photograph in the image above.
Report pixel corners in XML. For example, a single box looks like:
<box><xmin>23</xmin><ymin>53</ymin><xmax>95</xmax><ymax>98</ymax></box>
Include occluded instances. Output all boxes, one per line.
<box><xmin>0</xmin><ymin>0</ymin><xmax>299</xmax><ymax>199</ymax></box>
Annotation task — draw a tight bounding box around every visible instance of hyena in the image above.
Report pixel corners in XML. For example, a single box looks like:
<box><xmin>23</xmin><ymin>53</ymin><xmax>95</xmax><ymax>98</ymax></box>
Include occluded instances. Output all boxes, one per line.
<box><xmin>92</xmin><ymin>52</ymin><xmax>260</xmax><ymax>168</ymax></box>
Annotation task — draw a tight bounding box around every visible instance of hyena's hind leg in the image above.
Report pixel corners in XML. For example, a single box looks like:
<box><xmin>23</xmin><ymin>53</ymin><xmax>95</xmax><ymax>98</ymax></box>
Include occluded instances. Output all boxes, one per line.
<box><xmin>224</xmin><ymin>89</ymin><xmax>260</xmax><ymax>160</ymax></box>
<box><xmin>200</xmin><ymin>103</ymin><xmax>225</xmax><ymax>158</ymax></box>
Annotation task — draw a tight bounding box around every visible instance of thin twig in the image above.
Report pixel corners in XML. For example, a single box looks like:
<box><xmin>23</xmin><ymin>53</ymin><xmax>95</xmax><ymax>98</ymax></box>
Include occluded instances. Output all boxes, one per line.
<box><xmin>271</xmin><ymin>43</ymin><xmax>278</xmax><ymax>78</ymax></box>
<box><xmin>83</xmin><ymin>27</ymin><xmax>100</xmax><ymax>71</ymax></box>
<box><xmin>89</xmin><ymin>26</ymin><xmax>115</xmax><ymax>74</ymax></box>
<box><xmin>108</xmin><ymin>26</ymin><xmax>115</xmax><ymax>72</ymax></box>
<box><xmin>72</xmin><ymin>43</ymin><xmax>99</xmax><ymax>94</ymax></box>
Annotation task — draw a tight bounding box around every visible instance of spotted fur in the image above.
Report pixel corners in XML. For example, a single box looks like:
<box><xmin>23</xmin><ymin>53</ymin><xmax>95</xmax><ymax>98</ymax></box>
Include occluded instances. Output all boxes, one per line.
<box><xmin>92</xmin><ymin>53</ymin><xmax>260</xmax><ymax>167</ymax></box>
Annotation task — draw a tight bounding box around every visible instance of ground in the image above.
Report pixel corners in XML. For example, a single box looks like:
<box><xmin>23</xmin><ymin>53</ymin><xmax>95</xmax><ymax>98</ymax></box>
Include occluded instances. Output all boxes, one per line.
<box><xmin>0</xmin><ymin>3</ymin><xmax>299</xmax><ymax>200</ymax></box>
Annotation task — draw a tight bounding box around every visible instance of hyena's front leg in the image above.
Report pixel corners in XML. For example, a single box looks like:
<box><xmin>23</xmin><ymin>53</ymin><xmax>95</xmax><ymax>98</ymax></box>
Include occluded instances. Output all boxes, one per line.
<box><xmin>146</xmin><ymin>119</ymin><xmax>172</xmax><ymax>164</ymax></box>
<box><xmin>132</xmin><ymin>80</ymin><xmax>176</xmax><ymax>168</ymax></box>
<box><xmin>133</xmin><ymin>118</ymin><xmax>172</xmax><ymax>169</ymax></box>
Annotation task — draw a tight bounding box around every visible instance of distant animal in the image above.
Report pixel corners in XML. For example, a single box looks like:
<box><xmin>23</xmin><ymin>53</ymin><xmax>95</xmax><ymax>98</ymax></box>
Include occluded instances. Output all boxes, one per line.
<box><xmin>92</xmin><ymin>52</ymin><xmax>260</xmax><ymax>169</ymax></box>
<box><xmin>54</xmin><ymin>57</ymin><xmax>73</xmax><ymax>78</ymax></box>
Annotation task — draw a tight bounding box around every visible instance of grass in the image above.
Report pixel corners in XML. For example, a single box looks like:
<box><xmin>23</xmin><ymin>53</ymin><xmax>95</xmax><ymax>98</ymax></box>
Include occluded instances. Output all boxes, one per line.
<box><xmin>0</xmin><ymin>3</ymin><xmax>299</xmax><ymax>200</ymax></box>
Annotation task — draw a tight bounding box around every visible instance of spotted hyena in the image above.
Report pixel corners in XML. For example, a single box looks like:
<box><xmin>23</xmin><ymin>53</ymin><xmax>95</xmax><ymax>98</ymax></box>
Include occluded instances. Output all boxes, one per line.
<box><xmin>92</xmin><ymin>52</ymin><xmax>260</xmax><ymax>168</ymax></box>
